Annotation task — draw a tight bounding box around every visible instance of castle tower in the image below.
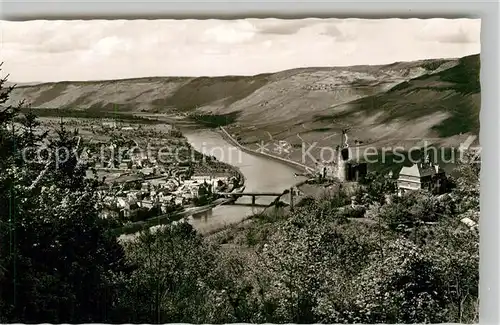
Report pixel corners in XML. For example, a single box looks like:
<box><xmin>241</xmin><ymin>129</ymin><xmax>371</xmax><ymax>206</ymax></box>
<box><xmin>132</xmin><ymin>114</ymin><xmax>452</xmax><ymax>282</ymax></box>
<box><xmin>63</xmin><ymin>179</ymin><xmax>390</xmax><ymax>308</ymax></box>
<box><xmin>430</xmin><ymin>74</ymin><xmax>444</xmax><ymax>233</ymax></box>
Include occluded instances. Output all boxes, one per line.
<box><xmin>335</xmin><ymin>129</ymin><xmax>349</xmax><ymax>182</ymax></box>
<box><xmin>337</xmin><ymin>149</ymin><xmax>347</xmax><ymax>182</ymax></box>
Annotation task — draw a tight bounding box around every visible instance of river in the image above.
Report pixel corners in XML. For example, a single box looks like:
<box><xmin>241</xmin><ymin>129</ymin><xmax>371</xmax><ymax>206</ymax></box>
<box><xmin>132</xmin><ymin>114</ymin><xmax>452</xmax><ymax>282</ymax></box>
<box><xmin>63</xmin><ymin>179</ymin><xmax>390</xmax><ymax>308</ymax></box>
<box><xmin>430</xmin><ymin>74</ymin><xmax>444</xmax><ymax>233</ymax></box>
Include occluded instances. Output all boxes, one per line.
<box><xmin>184</xmin><ymin>129</ymin><xmax>307</xmax><ymax>234</ymax></box>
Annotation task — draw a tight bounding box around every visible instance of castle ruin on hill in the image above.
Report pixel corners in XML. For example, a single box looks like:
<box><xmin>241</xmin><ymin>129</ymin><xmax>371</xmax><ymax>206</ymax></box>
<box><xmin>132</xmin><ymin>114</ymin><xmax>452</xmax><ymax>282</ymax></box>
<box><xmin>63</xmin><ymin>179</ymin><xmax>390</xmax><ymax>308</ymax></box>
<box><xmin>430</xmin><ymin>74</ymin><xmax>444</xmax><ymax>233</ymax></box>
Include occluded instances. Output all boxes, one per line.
<box><xmin>317</xmin><ymin>129</ymin><xmax>368</xmax><ymax>183</ymax></box>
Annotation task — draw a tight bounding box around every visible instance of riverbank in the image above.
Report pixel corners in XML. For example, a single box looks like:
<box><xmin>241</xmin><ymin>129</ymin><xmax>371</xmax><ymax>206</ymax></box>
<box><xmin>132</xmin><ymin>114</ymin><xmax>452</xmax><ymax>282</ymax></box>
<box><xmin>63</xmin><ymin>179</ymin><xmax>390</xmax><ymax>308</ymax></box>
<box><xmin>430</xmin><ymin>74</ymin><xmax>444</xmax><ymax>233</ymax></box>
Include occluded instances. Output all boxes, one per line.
<box><xmin>218</xmin><ymin>126</ymin><xmax>315</xmax><ymax>205</ymax></box>
<box><xmin>115</xmin><ymin>125</ymin><xmax>319</xmax><ymax>240</ymax></box>
<box><xmin>218</xmin><ymin>126</ymin><xmax>313</xmax><ymax>174</ymax></box>
<box><xmin>199</xmin><ymin>127</ymin><xmax>314</xmax><ymax>232</ymax></box>
<box><xmin>184</xmin><ymin>130</ymin><xmax>308</xmax><ymax>233</ymax></box>
<box><xmin>116</xmin><ymin>196</ymin><xmax>235</xmax><ymax>240</ymax></box>
<box><xmin>114</xmin><ymin>171</ymin><xmax>246</xmax><ymax>239</ymax></box>
<box><xmin>110</xmin><ymin>128</ymin><xmax>247</xmax><ymax>240</ymax></box>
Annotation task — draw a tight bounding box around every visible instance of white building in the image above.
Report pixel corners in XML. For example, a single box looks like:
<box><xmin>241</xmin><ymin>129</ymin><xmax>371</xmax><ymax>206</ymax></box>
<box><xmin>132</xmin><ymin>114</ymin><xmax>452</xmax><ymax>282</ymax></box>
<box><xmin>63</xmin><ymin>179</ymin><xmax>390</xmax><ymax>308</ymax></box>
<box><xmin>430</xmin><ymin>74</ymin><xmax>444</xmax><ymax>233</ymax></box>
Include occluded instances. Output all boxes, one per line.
<box><xmin>126</xmin><ymin>192</ymin><xmax>139</xmax><ymax>204</ymax></box>
<box><xmin>102</xmin><ymin>121</ymin><xmax>117</xmax><ymax>129</ymax></box>
<box><xmin>116</xmin><ymin>197</ymin><xmax>130</xmax><ymax>210</ymax></box>
<box><xmin>397</xmin><ymin>160</ymin><xmax>446</xmax><ymax>196</ymax></box>
<box><xmin>175</xmin><ymin>197</ymin><xmax>185</xmax><ymax>206</ymax></box>
<box><xmin>141</xmin><ymin>182</ymin><xmax>150</xmax><ymax>191</ymax></box>
<box><xmin>142</xmin><ymin>168</ymin><xmax>154</xmax><ymax>176</ymax></box>
<box><xmin>139</xmin><ymin>200</ymin><xmax>154</xmax><ymax>209</ymax></box>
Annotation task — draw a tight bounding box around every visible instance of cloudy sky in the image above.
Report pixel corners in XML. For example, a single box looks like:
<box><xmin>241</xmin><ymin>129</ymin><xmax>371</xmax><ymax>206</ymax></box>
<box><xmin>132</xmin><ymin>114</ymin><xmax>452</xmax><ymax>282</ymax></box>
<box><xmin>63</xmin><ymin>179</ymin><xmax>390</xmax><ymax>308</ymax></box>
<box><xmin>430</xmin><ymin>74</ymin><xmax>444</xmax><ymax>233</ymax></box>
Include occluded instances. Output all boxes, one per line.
<box><xmin>0</xmin><ymin>18</ymin><xmax>480</xmax><ymax>83</ymax></box>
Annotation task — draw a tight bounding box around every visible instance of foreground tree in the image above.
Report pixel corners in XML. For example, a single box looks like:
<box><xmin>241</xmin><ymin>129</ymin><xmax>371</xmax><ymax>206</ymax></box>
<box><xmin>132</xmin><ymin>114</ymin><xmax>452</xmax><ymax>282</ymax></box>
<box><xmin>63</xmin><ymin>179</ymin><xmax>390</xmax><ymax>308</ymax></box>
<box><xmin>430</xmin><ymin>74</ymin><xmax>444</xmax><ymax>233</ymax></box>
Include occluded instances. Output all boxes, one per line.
<box><xmin>0</xmin><ymin>66</ymin><xmax>128</xmax><ymax>323</ymax></box>
<box><xmin>451</xmin><ymin>150</ymin><xmax>480</xmax><ymax>222</ymax></box>
<box><xmin>238</xmin><ymin>158</ymin><xmax>479</xmax><ymax>323</ymax></box>
<box><xmin>116</xmin><ymin>221</ymin><xmax>257</xmax><ymax>323</ymax></box>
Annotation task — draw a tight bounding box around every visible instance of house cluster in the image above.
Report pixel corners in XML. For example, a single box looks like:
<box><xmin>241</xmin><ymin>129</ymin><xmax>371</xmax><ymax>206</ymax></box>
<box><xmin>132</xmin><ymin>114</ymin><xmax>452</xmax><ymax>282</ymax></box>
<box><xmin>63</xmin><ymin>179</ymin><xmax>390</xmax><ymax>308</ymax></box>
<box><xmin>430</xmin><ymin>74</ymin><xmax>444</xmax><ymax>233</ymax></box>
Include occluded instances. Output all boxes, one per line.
<box><xmin>99</xmin><ymin>173</ymin><xmax>239</xmax><ymax>221</ymax></box>
<box><xmin>94</xmin><ymin>151</ymin><xmax>167</xmax><ymax>176</ymax></box>
<box><xmin>101</xmin><ymin>121</ymin><xmax>138</xmax><ymax>131</ymax></box>
<box><xmin>83</xmin><ymin>121</ymin><xmax>246</xmax><ymax>223</ymax></box>
<box><xmin>83</xmin><ymin>136</ymin><xmax>191</xmax><ymax>179</ymax></box>
<box><xmin>86</xmin><ymin>154</ymin><xmax>172</xmax><ymax>181</ymax></box>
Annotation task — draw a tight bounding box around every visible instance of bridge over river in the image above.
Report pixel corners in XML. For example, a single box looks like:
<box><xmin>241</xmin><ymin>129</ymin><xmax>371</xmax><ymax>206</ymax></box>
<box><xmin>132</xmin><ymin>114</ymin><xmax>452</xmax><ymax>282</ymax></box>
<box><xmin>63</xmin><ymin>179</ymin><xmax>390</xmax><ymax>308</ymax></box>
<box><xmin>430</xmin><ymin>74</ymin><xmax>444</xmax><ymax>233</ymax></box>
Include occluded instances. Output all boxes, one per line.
<box><xmin>184</xmin><ymin>130</ymin><xmax>307</xmax><ymax>234</ymax></box>
<box><xmin>117</xmin><ymin>130</ymin><xmax>307</xmax><ymax>241</ymax></box>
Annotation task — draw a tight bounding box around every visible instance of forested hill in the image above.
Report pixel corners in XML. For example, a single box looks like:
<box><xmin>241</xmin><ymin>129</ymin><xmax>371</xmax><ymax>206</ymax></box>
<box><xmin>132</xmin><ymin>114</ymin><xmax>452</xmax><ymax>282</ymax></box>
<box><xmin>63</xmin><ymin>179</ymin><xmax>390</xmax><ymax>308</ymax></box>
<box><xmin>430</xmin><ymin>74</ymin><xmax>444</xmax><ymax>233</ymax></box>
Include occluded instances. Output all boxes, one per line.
<box><xmin>8</xmin><ymin>54</ymin><xmax>480</xmax><ymax>148</ymax></box>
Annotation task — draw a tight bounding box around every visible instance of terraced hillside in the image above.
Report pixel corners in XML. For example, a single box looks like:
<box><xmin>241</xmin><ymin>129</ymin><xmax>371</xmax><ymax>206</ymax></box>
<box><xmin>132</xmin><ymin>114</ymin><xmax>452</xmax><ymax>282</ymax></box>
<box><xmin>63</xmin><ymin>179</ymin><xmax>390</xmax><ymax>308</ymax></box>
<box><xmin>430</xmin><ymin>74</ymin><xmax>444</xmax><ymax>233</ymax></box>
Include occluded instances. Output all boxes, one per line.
<box><xmin>8</xmin><ymin>54</ymin><xmax>480</xmax><ymax>152</ymax></box>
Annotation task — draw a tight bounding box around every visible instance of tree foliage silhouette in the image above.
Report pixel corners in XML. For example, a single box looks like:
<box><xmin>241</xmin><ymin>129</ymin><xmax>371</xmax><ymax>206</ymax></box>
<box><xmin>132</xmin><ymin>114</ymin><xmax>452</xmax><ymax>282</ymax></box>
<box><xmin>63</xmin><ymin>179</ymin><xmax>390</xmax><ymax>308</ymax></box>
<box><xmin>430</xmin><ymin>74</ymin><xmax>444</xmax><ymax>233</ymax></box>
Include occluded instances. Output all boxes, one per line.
<box><xmin>0</xmin><ymin>64</ymin><xmax>128</xmax><ymax>323</ymax></box>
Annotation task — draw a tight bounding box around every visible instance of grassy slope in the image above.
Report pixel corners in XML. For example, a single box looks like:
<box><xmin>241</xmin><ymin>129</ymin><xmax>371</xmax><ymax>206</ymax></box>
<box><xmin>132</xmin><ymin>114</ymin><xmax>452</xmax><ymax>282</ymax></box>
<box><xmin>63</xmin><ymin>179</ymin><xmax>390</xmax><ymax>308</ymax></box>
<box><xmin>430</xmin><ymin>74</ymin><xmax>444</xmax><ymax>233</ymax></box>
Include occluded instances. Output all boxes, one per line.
<box><xmin>8</xmin><ymin>54</ymin><xmax>480</xmax><ymax>150</ymax></box>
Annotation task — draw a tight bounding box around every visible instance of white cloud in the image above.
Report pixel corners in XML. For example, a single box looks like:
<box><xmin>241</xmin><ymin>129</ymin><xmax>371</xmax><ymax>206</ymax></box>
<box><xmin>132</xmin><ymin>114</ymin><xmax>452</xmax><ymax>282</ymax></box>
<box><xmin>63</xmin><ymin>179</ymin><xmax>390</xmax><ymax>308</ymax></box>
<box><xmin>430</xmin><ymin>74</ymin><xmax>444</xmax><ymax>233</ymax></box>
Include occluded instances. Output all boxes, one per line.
<box><xmin>417</xmin><ymin>19</ymin><xmax>480</xmax><ymax>44</ymax></box>
<box><xmin>93</xmin><ymin>36</ymin><xmax>131</xmax><ymax>56</ymax></box>
<box><xmin>202</xmin><ymin>20</ymin><xmax>257</xmax><ymax>44</ymax></box>
<box><xmin>0</xmin><ymin>18</ymin><xmax>480</xmax><ymax>82</ymax></box>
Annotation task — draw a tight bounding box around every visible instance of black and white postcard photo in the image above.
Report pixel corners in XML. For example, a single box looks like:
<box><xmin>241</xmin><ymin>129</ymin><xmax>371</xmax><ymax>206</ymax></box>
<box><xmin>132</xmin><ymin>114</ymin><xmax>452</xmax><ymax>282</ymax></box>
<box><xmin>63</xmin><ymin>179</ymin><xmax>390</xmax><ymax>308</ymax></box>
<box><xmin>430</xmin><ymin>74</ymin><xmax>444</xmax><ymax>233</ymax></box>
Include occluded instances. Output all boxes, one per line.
<box><xmin>0</xmin><ymin>18</ymin><xmax>480</xmax><ymax>323</ymax></box>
